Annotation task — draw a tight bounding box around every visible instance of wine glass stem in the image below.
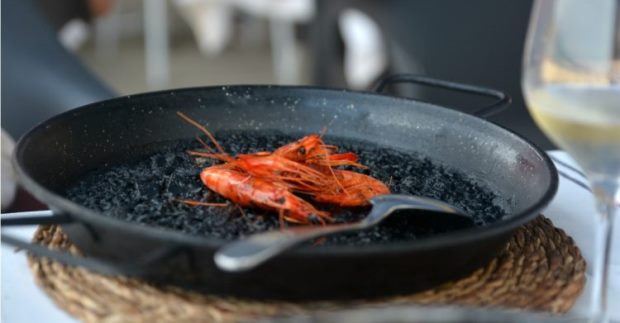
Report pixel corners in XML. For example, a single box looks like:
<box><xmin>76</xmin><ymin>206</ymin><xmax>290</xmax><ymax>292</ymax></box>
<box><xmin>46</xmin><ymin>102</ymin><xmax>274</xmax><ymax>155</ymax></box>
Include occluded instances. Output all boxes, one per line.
<box><xmin>591</xmin><ymin>183</ymin><xmax>618</xmax><ymax>323</ymax></box>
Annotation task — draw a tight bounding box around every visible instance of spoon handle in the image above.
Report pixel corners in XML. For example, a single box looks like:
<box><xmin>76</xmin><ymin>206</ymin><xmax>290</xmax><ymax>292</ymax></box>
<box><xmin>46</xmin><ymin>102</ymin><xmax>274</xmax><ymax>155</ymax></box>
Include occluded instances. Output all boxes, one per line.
<box><xmin>214</xmin><ymin>222</ymin><xmax>363</xmax><ymax>272</ymax></box>
<box><xmin>214</xmin><ymin>194</ymin><xmax>469</xmax><ymax>272</ymax></box>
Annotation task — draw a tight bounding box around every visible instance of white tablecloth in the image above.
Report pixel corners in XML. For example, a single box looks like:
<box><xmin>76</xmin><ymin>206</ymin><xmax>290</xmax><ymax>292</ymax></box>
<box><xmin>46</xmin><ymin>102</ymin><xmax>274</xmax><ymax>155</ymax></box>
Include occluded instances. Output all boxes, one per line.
<box><xmin>2</xmin><ymin>151</ymin><xmax>618</xmax><ymax>322</ymax></box>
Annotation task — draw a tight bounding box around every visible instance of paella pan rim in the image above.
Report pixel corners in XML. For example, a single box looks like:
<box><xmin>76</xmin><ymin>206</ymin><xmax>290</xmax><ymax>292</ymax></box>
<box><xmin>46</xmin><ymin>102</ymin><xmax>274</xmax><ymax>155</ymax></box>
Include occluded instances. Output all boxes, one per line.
<box><xmin>13</xmin><ymin>84</ymin><xmax>559</xmax><ymax>255</ymax></box>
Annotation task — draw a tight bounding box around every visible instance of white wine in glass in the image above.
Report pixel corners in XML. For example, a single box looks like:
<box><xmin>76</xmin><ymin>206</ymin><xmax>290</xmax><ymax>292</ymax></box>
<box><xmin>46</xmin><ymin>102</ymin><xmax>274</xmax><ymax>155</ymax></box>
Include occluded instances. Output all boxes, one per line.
<box><xmin>523</xmin><ymin>0</ymin><xmax>620</xmax><ymax>322</ymax></box>
<box><xmin>527</xmin><ymin>84</ymin><xmax>620</xmax><ymax>179</ymax></box>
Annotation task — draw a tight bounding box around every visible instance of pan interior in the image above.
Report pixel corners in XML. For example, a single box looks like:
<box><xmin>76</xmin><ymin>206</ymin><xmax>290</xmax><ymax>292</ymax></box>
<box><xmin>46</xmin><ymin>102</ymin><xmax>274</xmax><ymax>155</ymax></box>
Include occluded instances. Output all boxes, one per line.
<box><xmin>63</xmin><ymin>130</ymin><xmax>506</xmax><ymax>245</ymax></box>
<box><xmin>15</xmin><ymin>86</ymin><xmax>555</xmax><ymax>245</ymax></box>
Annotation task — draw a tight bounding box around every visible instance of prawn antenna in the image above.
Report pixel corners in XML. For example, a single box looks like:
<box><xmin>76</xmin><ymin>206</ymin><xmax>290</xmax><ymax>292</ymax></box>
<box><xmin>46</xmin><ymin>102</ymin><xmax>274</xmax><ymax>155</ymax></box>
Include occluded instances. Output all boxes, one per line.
<box><xmin>319</xmin><ymin>116</ymin><xmax>337</xmax><ymax>139</ymax></box>
<box><xmin>195</xmin><ymin>135</ymin><xmax>215</xmax><ymax>153</ymax></box>
<box><xmin>177</xmin><ymin>111</ymin><xmax>227</xmax><ymax>155</ymax></box>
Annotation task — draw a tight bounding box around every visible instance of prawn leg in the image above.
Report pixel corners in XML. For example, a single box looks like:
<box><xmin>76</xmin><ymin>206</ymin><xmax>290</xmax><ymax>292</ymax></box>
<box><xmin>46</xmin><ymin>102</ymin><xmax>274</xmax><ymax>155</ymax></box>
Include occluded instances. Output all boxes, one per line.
<box><xmin>175</xmin><ymin>199</ymin><xmax>229</xmax><ymax>207</ymax></box>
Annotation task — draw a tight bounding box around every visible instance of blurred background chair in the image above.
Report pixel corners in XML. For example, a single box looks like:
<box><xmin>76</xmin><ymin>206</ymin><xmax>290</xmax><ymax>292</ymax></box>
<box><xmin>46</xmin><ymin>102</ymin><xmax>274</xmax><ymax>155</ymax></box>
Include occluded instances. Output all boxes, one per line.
<box><xmin>310</xmin><ymin>0</ymin><xmax>554</xmax><ymax>149</ymax></box>
<box><xmin>1</xmin><ymin>0</ymin><xmax>115</xmax><ymax>140</ymax></box>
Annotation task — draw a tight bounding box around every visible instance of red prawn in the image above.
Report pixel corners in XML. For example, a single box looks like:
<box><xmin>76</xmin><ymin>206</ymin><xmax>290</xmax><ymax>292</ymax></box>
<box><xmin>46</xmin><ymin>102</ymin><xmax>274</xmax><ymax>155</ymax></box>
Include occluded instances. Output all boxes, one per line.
<box><xmin>176</xmin><ymin>112</ymin><xmax>332</xmax><ymax>225</ymax></box>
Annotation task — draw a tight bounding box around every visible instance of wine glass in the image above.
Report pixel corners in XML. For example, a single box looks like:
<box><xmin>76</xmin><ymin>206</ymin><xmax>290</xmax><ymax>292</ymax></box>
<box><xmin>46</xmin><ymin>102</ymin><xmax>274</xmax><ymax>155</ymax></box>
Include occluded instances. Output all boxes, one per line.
<box><xmin>522</xmin><ymin>0</ymin><xmax>619</xmax><ymax>321</ymax></box>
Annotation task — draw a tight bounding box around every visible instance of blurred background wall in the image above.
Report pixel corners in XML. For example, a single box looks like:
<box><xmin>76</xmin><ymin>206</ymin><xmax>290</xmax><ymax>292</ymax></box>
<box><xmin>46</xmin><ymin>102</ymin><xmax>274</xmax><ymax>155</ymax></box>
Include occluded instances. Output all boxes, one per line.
<box><xmin>6</xmin><ymin>0</ymin><xmax>551</xmax><ymax>145</ymax></box>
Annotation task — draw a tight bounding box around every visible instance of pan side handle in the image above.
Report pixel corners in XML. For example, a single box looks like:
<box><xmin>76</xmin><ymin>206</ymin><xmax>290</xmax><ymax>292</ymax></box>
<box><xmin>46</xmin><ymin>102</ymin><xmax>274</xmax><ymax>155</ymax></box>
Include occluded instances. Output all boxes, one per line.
<box><xmin>1</xmin><ymin>211</ymin><xmax>180</xmax><ymax>276</ymax></box>
<box><xmin>373</xmin><ymin>74</ymin><xmax>511</xmax><ymax>118</ymax></box>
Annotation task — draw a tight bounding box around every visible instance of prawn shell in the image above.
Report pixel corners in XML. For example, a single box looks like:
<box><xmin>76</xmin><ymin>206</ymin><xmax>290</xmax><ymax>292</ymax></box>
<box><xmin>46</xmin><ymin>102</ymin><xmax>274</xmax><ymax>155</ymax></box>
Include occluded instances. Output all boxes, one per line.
<box><xmin>200</xmin><ymin>166</ymin><xmax>330</xmax><ymax>224</ymax></box>
<box><xmin>312</xmin><ymin>170</ymin><xmax>390</xmax><ymax>207</ymax></box>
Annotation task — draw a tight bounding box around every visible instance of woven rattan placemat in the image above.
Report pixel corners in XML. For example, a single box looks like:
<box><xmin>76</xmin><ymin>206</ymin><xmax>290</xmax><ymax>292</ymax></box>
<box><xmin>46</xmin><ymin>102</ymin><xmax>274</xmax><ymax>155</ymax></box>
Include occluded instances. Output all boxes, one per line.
<box><xmin>27</xmin><ymin>216</ymin><xmax>585</xmax><ymax>323</ymax></box>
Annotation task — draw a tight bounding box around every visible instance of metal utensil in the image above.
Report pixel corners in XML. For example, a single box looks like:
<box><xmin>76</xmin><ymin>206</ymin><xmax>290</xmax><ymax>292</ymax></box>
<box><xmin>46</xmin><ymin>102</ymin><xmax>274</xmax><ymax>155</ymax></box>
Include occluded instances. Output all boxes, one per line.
<box><xmin>214</xmin><ymin>194</ymin><xmax>474</xmax><ymax>272</ymax></box>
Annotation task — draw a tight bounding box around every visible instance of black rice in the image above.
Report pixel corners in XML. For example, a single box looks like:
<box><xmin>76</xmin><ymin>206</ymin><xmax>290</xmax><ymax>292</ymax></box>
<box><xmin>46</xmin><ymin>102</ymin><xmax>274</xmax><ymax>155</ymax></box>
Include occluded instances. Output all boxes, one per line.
<box><xmin>64</xmin><ymin>131</ymin><xmax>506</xmax><ymax>245</ymax></box>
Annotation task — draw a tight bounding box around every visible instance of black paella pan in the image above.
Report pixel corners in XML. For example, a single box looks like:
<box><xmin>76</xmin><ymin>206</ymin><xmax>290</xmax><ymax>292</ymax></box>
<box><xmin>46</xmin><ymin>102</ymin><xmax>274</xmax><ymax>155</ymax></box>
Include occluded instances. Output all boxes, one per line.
<box><xmin>2</xmin><ymin>75</ymin><xmax>558</xmax><ymax>300</ymax></box>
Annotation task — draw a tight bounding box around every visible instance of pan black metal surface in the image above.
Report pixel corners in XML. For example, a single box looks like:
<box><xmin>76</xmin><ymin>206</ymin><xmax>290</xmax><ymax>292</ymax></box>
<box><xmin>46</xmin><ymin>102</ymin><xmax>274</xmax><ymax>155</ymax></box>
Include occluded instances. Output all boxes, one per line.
<box><xmin>4</xmin><ymin>75</ymin><xmax>558</xmax><ymax>300</ymax></box>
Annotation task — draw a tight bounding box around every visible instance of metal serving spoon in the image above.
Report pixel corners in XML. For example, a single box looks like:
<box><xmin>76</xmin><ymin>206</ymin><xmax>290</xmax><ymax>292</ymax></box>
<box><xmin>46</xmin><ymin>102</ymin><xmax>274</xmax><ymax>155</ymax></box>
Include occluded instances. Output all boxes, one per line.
<box><xmin>214</xmin><ymin>194</ymin><xmax>474</xmax><ymax>272</ymax></box>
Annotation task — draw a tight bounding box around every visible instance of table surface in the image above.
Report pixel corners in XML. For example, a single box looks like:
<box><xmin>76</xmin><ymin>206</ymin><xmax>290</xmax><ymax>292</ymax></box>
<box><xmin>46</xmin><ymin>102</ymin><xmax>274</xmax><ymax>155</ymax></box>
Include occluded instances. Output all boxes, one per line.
<box><xmin>2</xmin><ymin>151</ymin><xmax>619</xmax><ymax>322</ymax></box>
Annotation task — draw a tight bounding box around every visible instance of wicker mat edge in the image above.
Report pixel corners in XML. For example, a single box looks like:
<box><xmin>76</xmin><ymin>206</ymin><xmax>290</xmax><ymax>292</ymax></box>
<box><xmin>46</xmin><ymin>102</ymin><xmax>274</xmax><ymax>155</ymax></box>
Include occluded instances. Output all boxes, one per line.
<box><xmin>27</xmin><ymin>216</ymin><xmax>586</xmax><ymax>323</ymax></box>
